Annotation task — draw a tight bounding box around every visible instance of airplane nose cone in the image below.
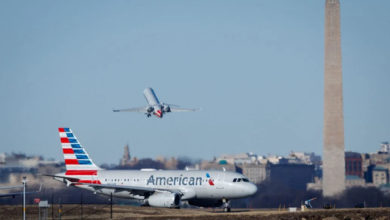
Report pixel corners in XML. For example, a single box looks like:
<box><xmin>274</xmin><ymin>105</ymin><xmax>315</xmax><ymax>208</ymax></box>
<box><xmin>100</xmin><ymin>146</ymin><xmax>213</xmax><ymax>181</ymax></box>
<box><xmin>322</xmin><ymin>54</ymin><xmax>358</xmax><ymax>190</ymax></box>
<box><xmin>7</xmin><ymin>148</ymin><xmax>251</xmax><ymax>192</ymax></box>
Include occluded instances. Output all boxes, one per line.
<box><xmin>246</xmin><ymin>183</ymin><xmax>257</xmax><ymax>196</ymax></box>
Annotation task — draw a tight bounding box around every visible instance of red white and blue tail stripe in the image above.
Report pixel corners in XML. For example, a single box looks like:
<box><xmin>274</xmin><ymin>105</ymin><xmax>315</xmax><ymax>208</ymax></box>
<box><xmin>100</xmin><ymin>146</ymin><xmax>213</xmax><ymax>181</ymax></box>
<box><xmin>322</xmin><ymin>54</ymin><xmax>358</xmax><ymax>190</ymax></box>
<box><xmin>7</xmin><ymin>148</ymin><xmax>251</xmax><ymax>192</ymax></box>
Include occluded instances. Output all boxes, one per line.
<box><xmin>59</xmin><ymin>128</ymin><xmax>101</xmax><ymax>184</ymax></box>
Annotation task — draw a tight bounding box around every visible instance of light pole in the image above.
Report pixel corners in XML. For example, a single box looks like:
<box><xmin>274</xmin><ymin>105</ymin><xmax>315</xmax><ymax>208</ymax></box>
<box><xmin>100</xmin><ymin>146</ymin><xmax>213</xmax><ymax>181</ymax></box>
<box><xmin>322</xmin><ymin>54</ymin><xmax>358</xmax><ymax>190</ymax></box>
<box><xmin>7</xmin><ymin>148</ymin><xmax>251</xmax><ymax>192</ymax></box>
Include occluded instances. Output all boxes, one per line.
<box><xmin>22</xmin><ymin>176</ymin><xmax>26</xmax><ymax>220</ymax></box>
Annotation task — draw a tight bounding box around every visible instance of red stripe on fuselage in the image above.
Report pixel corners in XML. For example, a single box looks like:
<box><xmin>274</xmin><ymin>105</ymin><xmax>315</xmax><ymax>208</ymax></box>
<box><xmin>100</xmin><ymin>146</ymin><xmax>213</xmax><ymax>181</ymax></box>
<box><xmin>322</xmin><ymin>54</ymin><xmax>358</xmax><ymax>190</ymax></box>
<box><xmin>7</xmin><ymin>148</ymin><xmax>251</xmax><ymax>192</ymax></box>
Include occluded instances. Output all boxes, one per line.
<box><xmin>78</xmin><ymin>180</ymin><xmax>101</xmax><ymax>184</ymax></box>
<box><xmin>154</xmin><ymin>110</ymin><xmax>162</xmax><ymax>118</ymax></box>
<box><xmin>65</xmin><ymin>159</ymin><xmax>79</xmax><ymax>165</ymax></box>
<box><xmin>63</xmin><ymin>148</ymin><xmax>74</xmax><ymax>154</ymax></box>
<box><xmin>65</xmin><ymin>170</ymin><xmax>97</xmax><ymax>175</ymax></box>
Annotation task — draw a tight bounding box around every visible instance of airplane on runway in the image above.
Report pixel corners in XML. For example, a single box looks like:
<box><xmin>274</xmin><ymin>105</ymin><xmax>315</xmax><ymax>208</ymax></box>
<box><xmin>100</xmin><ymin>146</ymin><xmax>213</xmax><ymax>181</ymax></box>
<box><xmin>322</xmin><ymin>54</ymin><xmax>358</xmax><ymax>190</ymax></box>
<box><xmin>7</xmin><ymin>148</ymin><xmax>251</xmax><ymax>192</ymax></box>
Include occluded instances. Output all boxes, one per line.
<box><xmin>48</xmin><ymin>128</ymin><xmax>257</xmax><ymax>212</ymax></box>
<box><xmin>0</xmin><ymin>181</ymin><xmax>42</xmax><ymax>198</ymax></box>
<box><xmin>113</xmin><ymin>87</ymin><xmax>199</xmax><ymax>118</ymax></box>
<box><xmin>0</xmin><ymin>185</ymin><xmax>24</xmax><ymax>198</ymax></box>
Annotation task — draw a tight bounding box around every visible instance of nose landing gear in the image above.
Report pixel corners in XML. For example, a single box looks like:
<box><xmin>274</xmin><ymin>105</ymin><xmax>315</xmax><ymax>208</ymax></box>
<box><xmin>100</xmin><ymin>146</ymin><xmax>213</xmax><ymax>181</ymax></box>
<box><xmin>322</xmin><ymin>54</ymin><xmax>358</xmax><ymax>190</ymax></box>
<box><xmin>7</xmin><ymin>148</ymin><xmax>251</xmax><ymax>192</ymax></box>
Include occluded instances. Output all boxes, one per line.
<box><xmin>222</xmin><ymin>198</ymin><xmax>231</xmax><ymax>212</ymax></box>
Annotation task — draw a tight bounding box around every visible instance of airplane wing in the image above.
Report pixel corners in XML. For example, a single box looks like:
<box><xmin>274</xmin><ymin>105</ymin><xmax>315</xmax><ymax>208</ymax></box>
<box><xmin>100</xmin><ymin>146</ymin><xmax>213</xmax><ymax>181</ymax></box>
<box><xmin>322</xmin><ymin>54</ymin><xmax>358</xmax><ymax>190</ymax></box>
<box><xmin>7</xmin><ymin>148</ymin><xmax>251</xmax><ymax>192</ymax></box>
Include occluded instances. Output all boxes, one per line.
<box><xmin>84</xmin><ymin>183</ymin><xmax>155</xmax><ymax>196</ymax></box>
<box><xmin>82</xmin><ymin>183</ymin><xmax>183</xmax><ymax>197</ymax></box>
<box><xmin>0</xmin><ymin>185</ymin><xmax>23</xmax><ymax>197</ymax></box>
<box><xmin>0</xmin><ymin>185</ymin><xmax>23</xmax><ymax>190</ymax></box>
<box><xmin>0</xmin><ymin>184</ymin><xmax>42</xmax><ymax>198</ymax></box>
<box><xmin>112</xmin><ymin>106</ymin><xmax>148</xmax><ymax>113</ymax></box>
<box><xmin>169</xmin><ymin>107</ymin><xmax>200</xmax><ymax>112</ymax></box>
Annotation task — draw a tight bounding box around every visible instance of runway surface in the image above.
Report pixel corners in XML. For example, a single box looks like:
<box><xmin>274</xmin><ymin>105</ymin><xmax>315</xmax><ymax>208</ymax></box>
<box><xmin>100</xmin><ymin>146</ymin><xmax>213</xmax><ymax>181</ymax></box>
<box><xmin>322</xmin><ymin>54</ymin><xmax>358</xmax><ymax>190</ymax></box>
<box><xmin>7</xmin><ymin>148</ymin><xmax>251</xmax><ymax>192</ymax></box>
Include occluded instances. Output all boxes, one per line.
<box><xmin>1</xmin><ymin>205</ymin><xmax>390</xmax><ymax>219</ymax></box>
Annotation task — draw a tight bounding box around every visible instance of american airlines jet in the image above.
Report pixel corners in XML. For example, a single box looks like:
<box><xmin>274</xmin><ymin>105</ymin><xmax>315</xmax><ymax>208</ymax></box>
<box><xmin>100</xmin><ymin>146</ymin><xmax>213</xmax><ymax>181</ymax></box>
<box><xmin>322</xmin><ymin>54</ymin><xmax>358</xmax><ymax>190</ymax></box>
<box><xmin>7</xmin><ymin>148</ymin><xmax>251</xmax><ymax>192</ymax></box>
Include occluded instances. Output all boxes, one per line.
<box><xmin>113</xmin><ymin>87</ymin><xmax>199</xmax><ymax>118</ymax></box>
<box><xmin>50</xmin><ymin>128</ymin><xmax>257</xmax><ymax>212</ymax></box>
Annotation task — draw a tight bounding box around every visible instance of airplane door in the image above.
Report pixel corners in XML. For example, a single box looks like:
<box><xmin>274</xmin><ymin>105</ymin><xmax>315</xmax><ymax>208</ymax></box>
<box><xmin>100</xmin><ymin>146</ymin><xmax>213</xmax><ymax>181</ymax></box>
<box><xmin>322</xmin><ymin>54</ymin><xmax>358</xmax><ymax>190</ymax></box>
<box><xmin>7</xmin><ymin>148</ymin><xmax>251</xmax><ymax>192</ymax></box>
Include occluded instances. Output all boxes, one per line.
<box><xmin>216</xmin><ymin>172</ymin><xmax>224</xmax><ymax>190</ymax></box>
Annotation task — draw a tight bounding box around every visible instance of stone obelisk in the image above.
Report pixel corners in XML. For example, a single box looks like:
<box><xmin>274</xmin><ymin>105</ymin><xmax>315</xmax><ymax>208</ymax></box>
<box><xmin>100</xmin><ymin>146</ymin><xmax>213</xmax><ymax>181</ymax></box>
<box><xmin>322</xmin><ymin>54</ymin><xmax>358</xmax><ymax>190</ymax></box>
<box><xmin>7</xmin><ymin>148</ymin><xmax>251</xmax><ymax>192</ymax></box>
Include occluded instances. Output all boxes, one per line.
<box><xmin>323</xmin><ymin>0</ymin><xmax>345</xmax><ymax>197</ymax></box>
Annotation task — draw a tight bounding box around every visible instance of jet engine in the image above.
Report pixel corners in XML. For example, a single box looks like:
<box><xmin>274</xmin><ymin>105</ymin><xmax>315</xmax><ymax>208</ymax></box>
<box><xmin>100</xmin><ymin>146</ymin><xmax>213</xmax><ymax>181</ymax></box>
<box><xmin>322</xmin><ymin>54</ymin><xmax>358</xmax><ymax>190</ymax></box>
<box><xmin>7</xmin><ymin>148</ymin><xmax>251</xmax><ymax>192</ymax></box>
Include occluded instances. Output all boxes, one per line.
<box><xmin>146</xmin><ymin>106</ymin><xmax>154</xmax><ymax>113</ymax></box>
<box><xmin>162</xmin><ymin>105</ymin><xmax>171</xmax><ymax>113</ymax></box>
<box><xmin>147</xmin><ymin>191</ymin><xmax>180</xmax><ymax>208</ymax></box>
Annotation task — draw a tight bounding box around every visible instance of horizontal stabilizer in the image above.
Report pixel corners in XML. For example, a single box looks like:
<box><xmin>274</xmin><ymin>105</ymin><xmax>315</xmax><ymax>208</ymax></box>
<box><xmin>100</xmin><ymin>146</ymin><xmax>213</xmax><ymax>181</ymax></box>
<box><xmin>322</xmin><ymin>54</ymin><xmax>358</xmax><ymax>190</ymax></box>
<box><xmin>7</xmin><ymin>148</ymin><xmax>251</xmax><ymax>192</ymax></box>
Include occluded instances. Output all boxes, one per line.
<box><xmin>170</xmin><ymin>107</ymin><xmax>201</xmax><ymax>112</ymax></box>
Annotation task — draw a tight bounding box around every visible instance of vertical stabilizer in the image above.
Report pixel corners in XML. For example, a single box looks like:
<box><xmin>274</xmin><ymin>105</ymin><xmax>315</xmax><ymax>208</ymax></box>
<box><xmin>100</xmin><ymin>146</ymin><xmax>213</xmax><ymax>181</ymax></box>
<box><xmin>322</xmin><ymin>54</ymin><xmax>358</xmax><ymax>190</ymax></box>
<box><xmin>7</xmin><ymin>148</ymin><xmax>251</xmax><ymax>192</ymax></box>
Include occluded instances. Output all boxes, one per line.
<box><xmin>58</xmin><ymin>128</ymin><xmax>101</xmax><ymax>174</ymax></box>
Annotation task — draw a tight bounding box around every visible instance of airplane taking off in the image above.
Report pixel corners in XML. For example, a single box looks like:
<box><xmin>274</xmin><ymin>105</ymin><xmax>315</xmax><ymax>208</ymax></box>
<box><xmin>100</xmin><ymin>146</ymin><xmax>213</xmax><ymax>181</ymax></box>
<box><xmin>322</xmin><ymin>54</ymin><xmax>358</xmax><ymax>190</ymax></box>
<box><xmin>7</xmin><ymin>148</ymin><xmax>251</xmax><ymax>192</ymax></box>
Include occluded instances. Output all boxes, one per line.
<box><xmin>49</xmin><ymin>128</ymin><xmax>257</xmax><ymax>211</ymax></box>
<box><xmin>113</xmin><ymin>87</ymin><xmax>199</xmax><ymax>118</ymax></box>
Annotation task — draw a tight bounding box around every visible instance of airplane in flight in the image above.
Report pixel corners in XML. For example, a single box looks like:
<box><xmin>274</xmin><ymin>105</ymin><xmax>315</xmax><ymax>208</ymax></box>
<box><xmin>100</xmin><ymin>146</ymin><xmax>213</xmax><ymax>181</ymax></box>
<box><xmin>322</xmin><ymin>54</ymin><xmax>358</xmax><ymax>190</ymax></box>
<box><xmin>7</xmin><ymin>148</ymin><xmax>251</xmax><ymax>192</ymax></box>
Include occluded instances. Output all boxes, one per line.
<box><xmin>48</xmin><ymin>128</ymin><xmax>257</xmax><ymax>212</ymax></box>
<box><xmin>113</xmin><ymin>87</ymin><xmax>199</xmax><ymax>118</ymax></box>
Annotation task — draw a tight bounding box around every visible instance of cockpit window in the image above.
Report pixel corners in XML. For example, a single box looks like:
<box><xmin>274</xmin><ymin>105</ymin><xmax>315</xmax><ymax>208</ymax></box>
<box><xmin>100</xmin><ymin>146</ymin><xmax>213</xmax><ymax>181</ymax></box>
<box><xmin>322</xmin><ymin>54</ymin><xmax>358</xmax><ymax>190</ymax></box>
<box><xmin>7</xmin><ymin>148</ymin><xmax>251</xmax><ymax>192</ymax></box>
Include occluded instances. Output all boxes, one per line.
<box><xmin>233</xmin><ymin>178</ymin><xmax>250</xmax><ymax>183</ymax></box>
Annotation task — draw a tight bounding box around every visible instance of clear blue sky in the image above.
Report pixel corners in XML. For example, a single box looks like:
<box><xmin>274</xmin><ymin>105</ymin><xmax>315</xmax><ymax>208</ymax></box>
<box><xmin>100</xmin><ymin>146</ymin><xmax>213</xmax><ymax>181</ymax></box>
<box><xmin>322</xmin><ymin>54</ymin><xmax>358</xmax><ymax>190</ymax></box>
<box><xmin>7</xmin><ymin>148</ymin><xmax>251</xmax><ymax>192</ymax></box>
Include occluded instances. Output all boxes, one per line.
<box><xmin>0</xmin><ymin>0</ymin><xmax>389</xmax><ymax>164</ymax></box>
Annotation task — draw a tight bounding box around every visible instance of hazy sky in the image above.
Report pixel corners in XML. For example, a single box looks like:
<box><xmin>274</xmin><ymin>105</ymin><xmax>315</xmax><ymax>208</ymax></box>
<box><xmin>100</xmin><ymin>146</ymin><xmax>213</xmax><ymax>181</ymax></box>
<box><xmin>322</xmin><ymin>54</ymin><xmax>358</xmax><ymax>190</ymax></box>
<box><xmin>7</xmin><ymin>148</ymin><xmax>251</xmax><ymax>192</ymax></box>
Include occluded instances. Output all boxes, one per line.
<box><xmin>0</xmin><ymin>0</ymin><xmax>389</xmax><ymax>164</ymax></box>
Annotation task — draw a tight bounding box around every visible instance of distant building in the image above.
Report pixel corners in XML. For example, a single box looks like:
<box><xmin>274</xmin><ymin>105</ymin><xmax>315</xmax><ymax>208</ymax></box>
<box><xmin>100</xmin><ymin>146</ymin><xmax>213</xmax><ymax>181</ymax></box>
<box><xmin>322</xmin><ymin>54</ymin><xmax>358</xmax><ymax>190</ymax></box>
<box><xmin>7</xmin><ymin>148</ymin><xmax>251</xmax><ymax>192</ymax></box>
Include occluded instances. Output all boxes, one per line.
<box><xmin>345</xmin><ymin>175</ymin><xmax>365</xmax><ymax>187</ymax></box>
<box><xmin>361</xmin><ymin>153</ymin><xmax>371</xmax><ymax>176</ymax></box>
<box><xmin>0</xmin><ymin>152</ymin><xmax>61</xmax><ymax>184</ymax></box>
<box><xmin>266</xmin><ymin>155</ymin><xmax>284</xmax><ymax>164</ymax></box>
<box><xmin>372</xmin><ymin>166</ymin><xmax>388</xmax><ymax>186</ymax></box>
<box><xmin>345</xmin><ymin>152</ymin><xmax>363</xmax><ymax>177</ymax></box>
<box><xmin>269</xmin><ymin>164</ymin><xmax>315</xmax><ymax>190</ymax></box>
<box><xmin>119</xmin><ymin>145</ymin><xmax>131</xmax><ymax>166</ymax></box>
<box><xmin>370</xmin><ymin>153</ymin><xmax>390</xmax><ymax>165</ymax></box>
<box><xmin>379</xmin><ymin>142</ymin><xmax>390</xmax><ymax>154</ymax></box>
<box><xmin>217</xmin><ymin>153</ymin><xmax>257</xmax><ymax>165</ymax></box>
<box><xmin>288</xmin><ymin>152</ymin><xmax>321</xmax><ymax>165</ymax></box>
<box><xmin>240</xmin><ymin>163</ymin><xmax>269</xmax><ymax>184</ymax></box>
<box><xmin>159</xmin><ymin>157</ymin><xmax>178</xmax><ymax>170</ymax></box>
<box><xmin>200</xmin><ymin>160</ymin><xmax>236</xmax><ymax>172</ymax></box>
<box><xmin>0</xmin><ymin>153</ymin><xmax>5</xmax><ymax>164</ymax></box>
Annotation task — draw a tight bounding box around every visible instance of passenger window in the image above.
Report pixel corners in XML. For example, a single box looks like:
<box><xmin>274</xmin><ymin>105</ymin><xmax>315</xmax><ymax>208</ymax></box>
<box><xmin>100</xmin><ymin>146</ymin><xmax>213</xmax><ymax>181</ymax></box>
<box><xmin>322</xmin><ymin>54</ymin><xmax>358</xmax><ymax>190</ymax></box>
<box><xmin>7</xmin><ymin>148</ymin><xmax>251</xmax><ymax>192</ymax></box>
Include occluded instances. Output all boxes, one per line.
<box><xmin>233</xmin><ymin>178</ymin><xmax>237</xmax><ymax>182</ymax></box>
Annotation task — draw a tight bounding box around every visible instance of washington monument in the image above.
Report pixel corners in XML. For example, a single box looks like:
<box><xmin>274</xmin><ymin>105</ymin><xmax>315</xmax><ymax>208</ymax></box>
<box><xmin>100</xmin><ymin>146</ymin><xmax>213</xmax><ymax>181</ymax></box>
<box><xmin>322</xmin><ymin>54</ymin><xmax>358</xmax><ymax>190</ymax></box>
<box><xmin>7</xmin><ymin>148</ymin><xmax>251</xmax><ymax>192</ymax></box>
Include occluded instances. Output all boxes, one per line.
<box><xmin>323</xmin><ymin>0</ymin><xmax>345</xmax><ymax>197</ymax></box>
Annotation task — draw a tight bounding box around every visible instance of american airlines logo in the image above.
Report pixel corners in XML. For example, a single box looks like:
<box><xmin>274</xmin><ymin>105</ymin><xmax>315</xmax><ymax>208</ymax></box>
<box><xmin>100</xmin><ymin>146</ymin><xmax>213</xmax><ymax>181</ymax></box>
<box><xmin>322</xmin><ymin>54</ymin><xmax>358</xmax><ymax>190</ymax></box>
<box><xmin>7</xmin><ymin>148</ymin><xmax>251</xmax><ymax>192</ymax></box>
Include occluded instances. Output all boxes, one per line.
<box><xmin>146</xmin><ymin>173</ymin><xmax>215</xmax><ymax>186</ymax></box>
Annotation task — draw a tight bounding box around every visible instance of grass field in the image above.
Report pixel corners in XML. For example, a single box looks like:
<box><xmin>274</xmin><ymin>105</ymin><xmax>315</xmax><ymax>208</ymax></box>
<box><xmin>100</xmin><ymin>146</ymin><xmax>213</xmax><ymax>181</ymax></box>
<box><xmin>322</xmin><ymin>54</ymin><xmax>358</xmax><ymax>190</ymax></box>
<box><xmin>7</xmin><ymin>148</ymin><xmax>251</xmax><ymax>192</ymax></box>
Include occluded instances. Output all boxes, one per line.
<box><xmin>1</xmin><ymin>205</ymin><xmax>390</xmax><ymax>219</ymax></box>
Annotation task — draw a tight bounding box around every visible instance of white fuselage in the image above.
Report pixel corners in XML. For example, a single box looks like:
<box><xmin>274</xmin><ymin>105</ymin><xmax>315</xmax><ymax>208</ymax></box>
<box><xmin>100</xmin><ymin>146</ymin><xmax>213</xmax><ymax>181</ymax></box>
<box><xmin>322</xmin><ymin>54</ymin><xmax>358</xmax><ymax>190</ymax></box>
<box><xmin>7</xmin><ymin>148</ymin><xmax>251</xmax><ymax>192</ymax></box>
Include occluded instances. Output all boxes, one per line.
<box><xmin>143</xmin><ymin>88</ymin><xmax>163</xmax><ymax>117</ymax></box>
<box><xmin>59</xmin><ymin>170</ymin><xmax>257</xmax><ymax>201</ymax></box>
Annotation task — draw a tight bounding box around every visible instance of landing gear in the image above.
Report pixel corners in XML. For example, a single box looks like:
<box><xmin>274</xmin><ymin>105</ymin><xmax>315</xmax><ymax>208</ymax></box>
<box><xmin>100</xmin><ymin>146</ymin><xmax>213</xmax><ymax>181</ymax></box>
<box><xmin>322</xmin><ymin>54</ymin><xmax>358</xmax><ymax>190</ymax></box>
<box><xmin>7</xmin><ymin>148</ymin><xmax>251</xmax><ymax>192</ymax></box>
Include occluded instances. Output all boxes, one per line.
<box><xmin>222</xmin><ymin>198</ymin><xmax>231</xmax><ymax>212</ymax></box>
<box><xmin>146</xmin><ymin>113</ymin><xmax>151</xmax><ymax>118</ymax></box>
<box><xmin>140</xmin><ymin>200</ymin><xmax>150</xmax><ymax>207</ymax></box>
